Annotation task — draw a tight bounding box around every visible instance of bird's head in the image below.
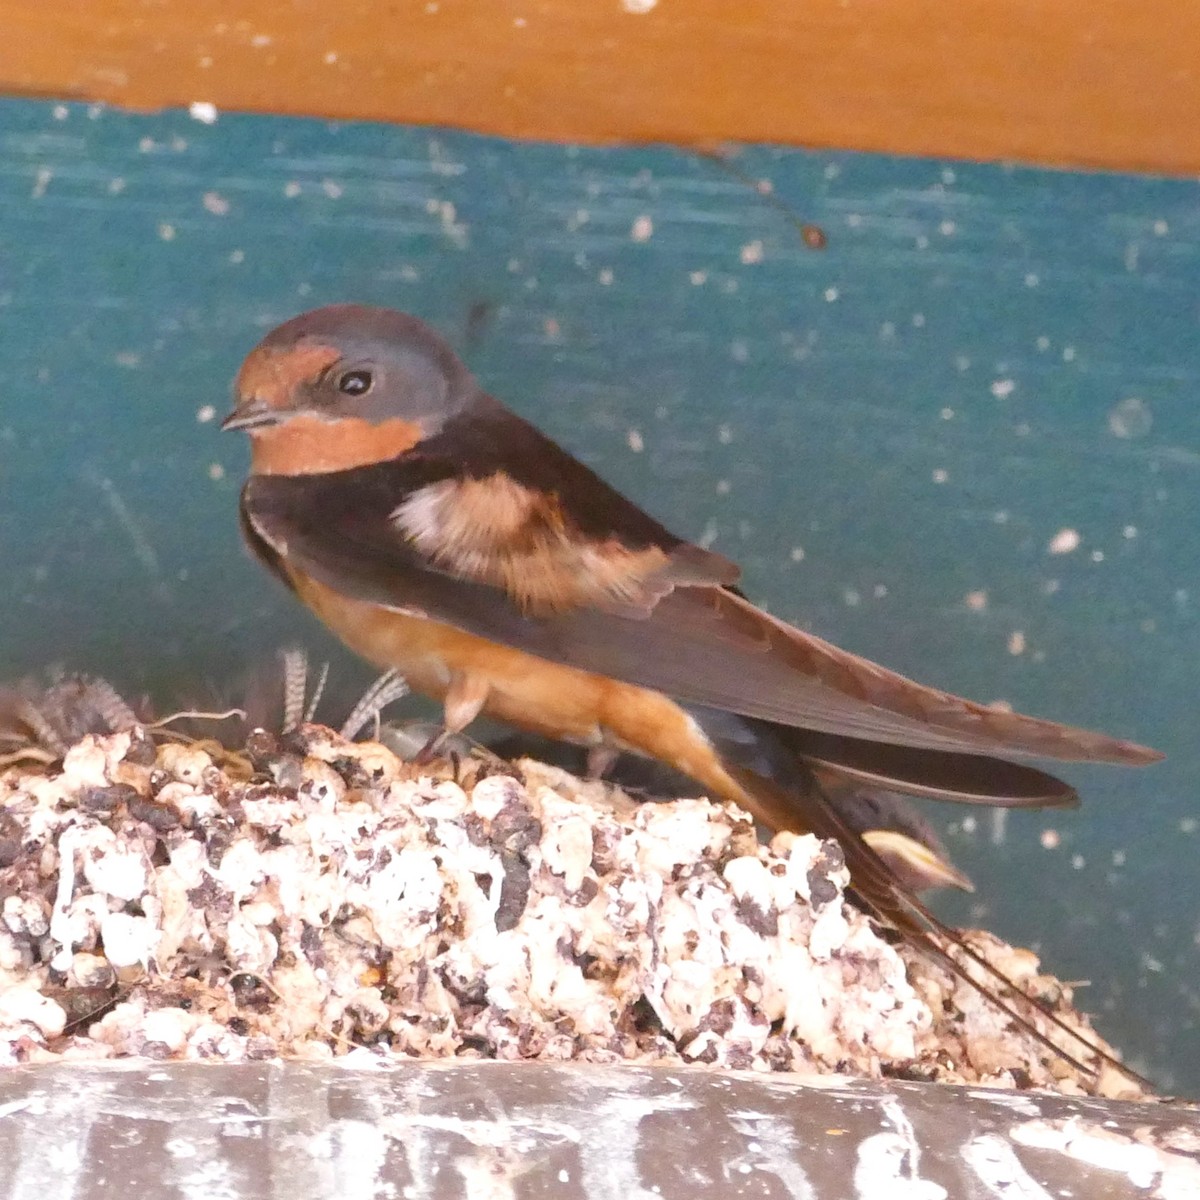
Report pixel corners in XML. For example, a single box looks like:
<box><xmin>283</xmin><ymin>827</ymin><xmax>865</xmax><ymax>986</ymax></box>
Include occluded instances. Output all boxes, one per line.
<box><xmin>222</xmin><ymin>304</ymin><xmax>476</xmax><ymax>474</ymax></box>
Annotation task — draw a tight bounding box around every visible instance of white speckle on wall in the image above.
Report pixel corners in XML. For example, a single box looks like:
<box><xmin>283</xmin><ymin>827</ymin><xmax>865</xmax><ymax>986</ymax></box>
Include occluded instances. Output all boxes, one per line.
<box><xmin>1047</xmin><ymin>529</ymin><xmax>1081</xmax><ymax>555</ymax></box>
<box><xmin>188</xmin><ymin>101</ymin><xmax>219</xmax><ymax>124</ymax></box>
<box><xmin>1108</xmin><ymin>396</ymin><xmax>1152</xmax><ymax>439</ymax></box>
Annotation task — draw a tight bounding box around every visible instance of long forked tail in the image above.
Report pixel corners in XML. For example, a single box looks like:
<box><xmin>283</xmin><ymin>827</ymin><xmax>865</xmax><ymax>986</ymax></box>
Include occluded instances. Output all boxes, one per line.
<box><xmin>719</xmin><ymin>755</ymin><xmax>1153</xmax><ymax>1091</ymax></box>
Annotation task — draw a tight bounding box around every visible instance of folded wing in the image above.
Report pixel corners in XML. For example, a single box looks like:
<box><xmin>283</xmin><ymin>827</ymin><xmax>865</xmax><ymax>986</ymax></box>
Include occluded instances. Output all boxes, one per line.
<box><xmin>242</xmin><ymin>459</ymin><xmax>1160</xmax><ymax>781</ymax></box>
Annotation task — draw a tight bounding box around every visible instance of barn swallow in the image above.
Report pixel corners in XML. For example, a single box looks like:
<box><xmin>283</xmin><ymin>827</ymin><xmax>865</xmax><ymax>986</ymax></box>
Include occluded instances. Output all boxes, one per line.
<box><xmin>223</xmin><ymin>304</ymin><xmax>1161</xmax><ymax>1080</ymax></box>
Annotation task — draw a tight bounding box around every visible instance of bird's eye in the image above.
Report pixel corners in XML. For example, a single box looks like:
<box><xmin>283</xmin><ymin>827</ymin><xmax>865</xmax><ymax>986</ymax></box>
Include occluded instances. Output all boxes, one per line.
<box><xmin>337</xmin><ymin>369</ymin><xmax>374</xmax><ymax>396</ymax></box>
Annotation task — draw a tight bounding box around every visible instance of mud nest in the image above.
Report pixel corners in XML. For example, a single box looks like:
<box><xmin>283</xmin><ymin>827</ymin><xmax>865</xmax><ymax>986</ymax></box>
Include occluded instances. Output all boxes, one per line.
<box><xmin>0</xmin><ymin>724</ymin><xmax>1143</xmax><ymax>1098</ymax></box>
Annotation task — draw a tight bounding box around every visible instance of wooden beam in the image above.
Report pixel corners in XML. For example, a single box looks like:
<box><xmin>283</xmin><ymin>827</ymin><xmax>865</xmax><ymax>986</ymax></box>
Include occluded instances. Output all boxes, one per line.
<box><xmin>0</xmin><ymin>1</ymin><xmax>1196</xmax><ymax>174</ymax></box>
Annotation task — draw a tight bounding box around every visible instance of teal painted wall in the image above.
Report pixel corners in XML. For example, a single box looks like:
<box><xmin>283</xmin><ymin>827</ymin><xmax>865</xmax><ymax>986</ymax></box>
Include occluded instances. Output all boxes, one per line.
<box><xmin>0</xmin><ymin>99</ymin><xmax>1195</xmax><ymax>1088</ymax></box>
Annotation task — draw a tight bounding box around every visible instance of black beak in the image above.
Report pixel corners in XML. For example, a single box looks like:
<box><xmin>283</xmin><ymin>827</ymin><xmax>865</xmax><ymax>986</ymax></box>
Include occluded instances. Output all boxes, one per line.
<box><xmin>220</xmin><ymin>401</ymin><xmax>282</xmax><ymax>432</ymax></box>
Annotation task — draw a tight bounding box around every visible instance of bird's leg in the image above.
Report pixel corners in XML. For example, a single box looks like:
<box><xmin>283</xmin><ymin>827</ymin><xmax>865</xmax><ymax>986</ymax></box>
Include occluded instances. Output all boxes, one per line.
<box><xmin>585</xmin><ymin>745</ymin><xmax>621</xmax><ymax>779</ymax></box>
<box><xmin>413</xmin><ymin>671</ymin><xmax>491</xmax><ymax>764</ymax></box>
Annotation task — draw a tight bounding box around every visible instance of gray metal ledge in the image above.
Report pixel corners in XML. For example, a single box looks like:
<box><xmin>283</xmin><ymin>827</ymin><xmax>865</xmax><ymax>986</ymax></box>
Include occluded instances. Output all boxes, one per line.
<box><xmin>1</xmin><ymin>1060</ymin><xmax>1197</xmax><ymax>1198</ymax></box>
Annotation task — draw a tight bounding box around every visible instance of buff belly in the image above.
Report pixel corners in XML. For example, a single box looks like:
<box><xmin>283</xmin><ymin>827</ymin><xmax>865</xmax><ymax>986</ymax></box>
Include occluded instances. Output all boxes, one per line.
<box><xmin>288</xmin><ymin>569</ymin><xmax>751</xmax><ymax>801</ymax></box>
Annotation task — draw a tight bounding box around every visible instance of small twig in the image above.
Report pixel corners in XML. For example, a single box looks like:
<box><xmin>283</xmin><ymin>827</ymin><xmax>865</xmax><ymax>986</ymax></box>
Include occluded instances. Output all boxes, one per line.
<box><xmin>0</xmin><ymin>746</ymin><xmax>58</xmax><ymax>768</ymax></box>
<box><xmin>148</xmin><ymin>707</ymin><xmax>247</xmax><ymax>729</ymax></box>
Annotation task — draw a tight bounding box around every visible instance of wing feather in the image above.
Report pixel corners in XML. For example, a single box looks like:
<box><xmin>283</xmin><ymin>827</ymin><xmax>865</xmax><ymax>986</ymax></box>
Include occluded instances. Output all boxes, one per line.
<box><xmin>241</xmin><ymin>461</ymin><xmax>1160</xmax><ymax>768</ymax></box>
